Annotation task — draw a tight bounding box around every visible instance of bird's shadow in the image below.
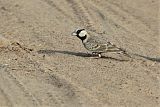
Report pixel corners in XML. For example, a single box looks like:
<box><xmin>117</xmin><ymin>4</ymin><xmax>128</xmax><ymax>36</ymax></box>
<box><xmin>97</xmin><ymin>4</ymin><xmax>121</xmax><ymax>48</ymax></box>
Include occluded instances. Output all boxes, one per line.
<box><xmin>134</xmin><ymin>54</ymin><xmax>160</xmax><ymax>63</ymax></box>
<box><xmin>37</xmin><ymin>50</ymin><xmax>128</xmax><ymax>61</ymax></box>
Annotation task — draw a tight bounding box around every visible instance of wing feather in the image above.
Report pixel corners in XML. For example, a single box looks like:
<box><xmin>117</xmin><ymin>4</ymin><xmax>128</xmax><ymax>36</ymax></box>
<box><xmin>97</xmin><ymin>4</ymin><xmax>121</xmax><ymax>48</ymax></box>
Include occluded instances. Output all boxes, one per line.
<box><xmin>83</xmin><ymin>33</ymin><xmax>125</xmax><ymax>53</ymax></box>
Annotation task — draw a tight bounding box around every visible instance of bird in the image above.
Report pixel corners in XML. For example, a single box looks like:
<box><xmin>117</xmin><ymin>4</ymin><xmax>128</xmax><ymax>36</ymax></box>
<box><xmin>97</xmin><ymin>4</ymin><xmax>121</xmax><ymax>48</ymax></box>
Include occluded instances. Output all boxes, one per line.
<box><xmin>71</xmin><ymin>28</ymin><xmax>131</xmax><ymax>58</ymax></box>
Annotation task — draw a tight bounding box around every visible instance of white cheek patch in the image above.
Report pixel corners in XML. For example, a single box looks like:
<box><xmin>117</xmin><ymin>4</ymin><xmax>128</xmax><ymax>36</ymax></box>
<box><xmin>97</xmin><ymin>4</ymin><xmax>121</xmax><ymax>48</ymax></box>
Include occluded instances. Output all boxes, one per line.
<box><xmin>79</xmin><ymin>31</ymin><xmax>87</xmax><ymax>37</ymax></box>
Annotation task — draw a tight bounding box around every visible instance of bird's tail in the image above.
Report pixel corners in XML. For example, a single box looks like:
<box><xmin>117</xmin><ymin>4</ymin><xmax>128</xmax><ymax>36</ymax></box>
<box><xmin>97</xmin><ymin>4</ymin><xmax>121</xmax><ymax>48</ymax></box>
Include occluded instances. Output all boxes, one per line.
<box><xmin>106</xmin><ymin>43</ymin><xmax>132</xmax><ymax>58</ymax></box>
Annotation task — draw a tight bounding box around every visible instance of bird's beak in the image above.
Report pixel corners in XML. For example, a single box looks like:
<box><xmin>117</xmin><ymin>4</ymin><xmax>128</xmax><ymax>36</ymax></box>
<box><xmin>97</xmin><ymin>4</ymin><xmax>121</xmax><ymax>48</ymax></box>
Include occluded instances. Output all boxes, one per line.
<box><xmin>72</xmin><ymin>32</ymin><xmax>77</xmax><ymax>36</ymax></box>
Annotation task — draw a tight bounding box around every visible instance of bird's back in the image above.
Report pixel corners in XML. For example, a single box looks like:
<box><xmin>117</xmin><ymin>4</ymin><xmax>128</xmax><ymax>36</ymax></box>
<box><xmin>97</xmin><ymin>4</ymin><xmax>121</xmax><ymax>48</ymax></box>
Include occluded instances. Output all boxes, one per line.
<box><xmin>82</xmin><ymin>31</ymin><xmax>124</xmax><ymax>53</ymax></box>
<box><xmin>82</xmin><ymin>33</ymin><xmax>109</xmax><ymax>52</ymax></box>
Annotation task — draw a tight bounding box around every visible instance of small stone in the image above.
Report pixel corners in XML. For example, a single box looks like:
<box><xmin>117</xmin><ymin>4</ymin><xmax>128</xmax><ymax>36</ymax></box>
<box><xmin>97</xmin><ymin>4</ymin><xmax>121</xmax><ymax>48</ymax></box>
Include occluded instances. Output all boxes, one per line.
<box><xmin>1</xmin><ymin>7</ymin><xmax>7</xmax><ymax>11</ymax></box>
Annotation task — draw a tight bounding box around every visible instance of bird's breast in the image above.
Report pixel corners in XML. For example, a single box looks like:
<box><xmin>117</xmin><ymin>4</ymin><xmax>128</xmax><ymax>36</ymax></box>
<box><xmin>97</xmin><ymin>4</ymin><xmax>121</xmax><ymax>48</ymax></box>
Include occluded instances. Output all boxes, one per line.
<box><xmin>83</xmin><ymin>42</ymin><xmax>100</xmax><ymax>51</ymax></box>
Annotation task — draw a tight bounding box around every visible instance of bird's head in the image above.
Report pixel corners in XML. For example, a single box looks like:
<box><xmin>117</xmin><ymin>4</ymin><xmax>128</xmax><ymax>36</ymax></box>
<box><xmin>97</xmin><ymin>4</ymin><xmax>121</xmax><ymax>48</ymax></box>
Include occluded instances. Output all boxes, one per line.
<box><xmin>72</xmin><ymin>28</ymin><xmax>88</xmax><ymax>41</ymax></box>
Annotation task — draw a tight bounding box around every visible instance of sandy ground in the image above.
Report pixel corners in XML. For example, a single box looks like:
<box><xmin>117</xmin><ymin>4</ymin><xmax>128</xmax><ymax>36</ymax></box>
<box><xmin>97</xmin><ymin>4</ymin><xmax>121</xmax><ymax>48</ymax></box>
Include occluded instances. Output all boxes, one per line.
<box><xmin>0</xmin><ymin>0</ymin><xmax>159</xmax><ymax>107</ymax></box>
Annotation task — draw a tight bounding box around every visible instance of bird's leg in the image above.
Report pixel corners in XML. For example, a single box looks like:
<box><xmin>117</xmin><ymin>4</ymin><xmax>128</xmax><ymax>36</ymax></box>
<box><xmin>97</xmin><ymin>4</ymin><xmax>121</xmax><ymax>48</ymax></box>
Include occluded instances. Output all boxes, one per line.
<box><xmin>92</xmin><ymin>52</ymin><xmax>96</xmax><ymax>55</ymax></box>
<box><xmin>92</xmin><ymin>52</ymin><xmax>97</xmax><ymax>56</ymax></box>
<box><xmin>91</xmin><ymin>52</ymin><xmax>101</xmax><ymax>58</ymax></box>
<box><xmin>98</xmin><ymin>53</ymin><xmax>102</xmax><ymax>58</ymax></box>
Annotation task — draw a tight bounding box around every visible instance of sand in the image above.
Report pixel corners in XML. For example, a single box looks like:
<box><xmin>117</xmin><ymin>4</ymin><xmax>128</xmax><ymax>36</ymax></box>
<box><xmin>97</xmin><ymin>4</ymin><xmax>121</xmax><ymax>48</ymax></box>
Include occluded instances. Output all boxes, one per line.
<box><xmin>0</xmin><ymin>0</ymin><xmax>159</xmax><ymax>107</ymax></box>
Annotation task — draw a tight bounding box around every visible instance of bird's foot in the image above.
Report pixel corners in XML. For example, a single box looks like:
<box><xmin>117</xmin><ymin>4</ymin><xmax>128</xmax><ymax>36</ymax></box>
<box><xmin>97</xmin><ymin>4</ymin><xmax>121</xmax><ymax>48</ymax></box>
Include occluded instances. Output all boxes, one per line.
<box><xmin>91</xmin><ymin>52</ymin><xmax>102</xmax><ymax>58</ymax></box>
<box><xmin>98</xmin><ymin>54</ymin><xmax>102</xmax><ymax>58</ymax></box>
<box><xmin>92</xmin><ymin>52</ymin><xmax>97</xmax><ymax>55</ymax></box>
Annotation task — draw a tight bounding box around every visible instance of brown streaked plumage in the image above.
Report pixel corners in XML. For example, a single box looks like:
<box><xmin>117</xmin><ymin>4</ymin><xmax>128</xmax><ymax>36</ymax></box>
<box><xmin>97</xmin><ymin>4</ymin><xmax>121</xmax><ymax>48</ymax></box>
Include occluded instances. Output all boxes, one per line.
<box><xmin>72</xmin><ymin>28</ymin><xmax>130</xmax><ymax>58</ymax></box>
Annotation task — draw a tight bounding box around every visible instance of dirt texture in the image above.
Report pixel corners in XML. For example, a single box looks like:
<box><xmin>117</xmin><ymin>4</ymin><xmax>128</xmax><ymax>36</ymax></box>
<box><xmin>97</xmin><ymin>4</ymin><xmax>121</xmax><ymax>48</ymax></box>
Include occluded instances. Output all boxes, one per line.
<box><xmin>0</xmin><ymin>0</ymin><xmax>159</xmax><ymax>107</ymax></box>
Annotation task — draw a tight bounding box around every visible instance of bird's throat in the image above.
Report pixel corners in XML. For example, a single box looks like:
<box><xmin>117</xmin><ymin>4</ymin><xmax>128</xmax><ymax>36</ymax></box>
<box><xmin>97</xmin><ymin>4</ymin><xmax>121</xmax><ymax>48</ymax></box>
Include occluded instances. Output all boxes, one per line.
<box><xmin>79</xmin><ymin>35</ymin><xmax>87</xmax><ymax>42</ymax></box>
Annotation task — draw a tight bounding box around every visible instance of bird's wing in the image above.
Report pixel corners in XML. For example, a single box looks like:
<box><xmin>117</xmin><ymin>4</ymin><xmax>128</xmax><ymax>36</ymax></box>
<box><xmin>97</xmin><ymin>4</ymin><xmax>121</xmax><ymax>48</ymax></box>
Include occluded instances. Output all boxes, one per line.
<box><xmin>86</xmin><ymin>32</ymin><xmax>128</xmax><ymax>53</ymax></box>
<box><xmin>90</xmin><ymin>40</ymin><xmax>125</xmax><ymax>53</ymax></box>
<box><xmin>92</xmin><ymin>42</ymin><xmax>121</xmax><ymax>52</ymax></box>
<box><xmin>105</xmin><ymin>42</ymin><xmax>123</xmax><ymax>52</ymax></box>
